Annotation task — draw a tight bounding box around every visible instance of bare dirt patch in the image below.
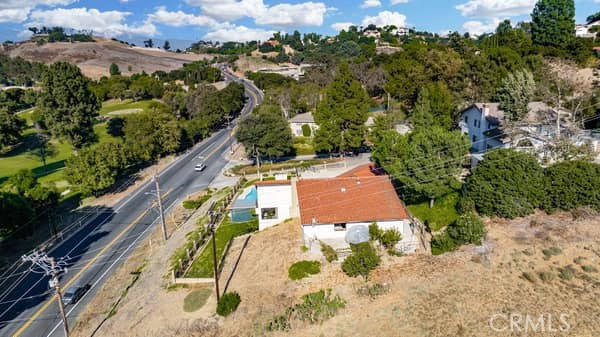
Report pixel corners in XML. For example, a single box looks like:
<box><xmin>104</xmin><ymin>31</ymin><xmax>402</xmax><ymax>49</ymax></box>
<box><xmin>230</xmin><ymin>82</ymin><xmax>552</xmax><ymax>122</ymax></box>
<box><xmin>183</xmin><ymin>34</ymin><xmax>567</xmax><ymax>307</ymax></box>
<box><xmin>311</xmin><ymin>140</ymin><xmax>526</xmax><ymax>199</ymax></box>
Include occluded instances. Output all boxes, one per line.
<box><xmin>70</xmin><ymin>211</ymin><xmax>600</xmax><ymax>337</ymax></box>
<box><xmin>2</xmin><ymin>38</ymin><xmax>210</xmax><ymax>79</ymax></box>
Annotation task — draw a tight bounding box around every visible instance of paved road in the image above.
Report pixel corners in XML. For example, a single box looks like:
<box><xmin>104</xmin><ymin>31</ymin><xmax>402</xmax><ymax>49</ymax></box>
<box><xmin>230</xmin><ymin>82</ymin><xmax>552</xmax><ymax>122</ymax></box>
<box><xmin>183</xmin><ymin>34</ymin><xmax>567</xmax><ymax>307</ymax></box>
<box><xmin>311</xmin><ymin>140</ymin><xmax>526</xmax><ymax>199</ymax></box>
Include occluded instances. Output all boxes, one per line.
<box><xmin>0</xmin><ymin>70</ymin><xmax>262</xmax><ymax>337</ymax></box>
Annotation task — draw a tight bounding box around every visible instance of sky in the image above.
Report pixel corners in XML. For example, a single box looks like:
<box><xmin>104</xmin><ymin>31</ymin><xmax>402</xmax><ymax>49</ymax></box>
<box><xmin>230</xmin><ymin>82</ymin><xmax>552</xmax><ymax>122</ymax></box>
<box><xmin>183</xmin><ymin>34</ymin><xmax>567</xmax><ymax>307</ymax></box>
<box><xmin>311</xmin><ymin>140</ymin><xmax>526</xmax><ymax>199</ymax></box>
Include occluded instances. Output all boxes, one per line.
<box><xmin>0</xmin><ymin>0</ymin><xmax>598</xmax><ymax>47</ymax></box>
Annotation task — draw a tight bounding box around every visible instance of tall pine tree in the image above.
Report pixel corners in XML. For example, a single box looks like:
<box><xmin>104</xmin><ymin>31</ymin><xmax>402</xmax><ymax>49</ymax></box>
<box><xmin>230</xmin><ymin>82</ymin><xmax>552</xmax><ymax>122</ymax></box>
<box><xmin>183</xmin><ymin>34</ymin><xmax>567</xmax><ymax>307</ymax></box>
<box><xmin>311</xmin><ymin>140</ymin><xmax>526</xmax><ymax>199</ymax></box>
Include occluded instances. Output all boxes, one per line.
<box><xmin>314</xmin><ymin>62</ymin><xmax>370</xmax><ymax>153</ymax></box>
<box><xmin>531</xmin><ymin>0</ymin><xmax>575</xmax><ymax>49</ymax></box>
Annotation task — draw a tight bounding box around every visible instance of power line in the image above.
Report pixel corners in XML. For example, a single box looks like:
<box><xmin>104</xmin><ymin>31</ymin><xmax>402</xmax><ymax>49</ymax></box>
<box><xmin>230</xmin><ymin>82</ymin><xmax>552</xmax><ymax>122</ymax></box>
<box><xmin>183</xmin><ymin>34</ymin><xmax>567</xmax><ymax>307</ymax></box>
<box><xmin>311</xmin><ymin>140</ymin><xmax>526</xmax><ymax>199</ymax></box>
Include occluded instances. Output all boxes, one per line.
<box><xmin>21</xmin><ymin>251</ymin><xmax>70</xmax><ymax>337</ymax></box>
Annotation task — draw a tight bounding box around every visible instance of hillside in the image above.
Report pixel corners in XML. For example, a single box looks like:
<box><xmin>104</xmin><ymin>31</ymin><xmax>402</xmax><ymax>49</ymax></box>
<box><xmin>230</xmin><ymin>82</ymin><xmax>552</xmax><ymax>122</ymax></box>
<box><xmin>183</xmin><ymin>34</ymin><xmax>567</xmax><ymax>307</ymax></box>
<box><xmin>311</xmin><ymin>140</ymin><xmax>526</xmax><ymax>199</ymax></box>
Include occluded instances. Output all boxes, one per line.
<box><xmin>0</xmin><ymin>37</ymin><xmax>210</xmax><ymax>79</ymax></box>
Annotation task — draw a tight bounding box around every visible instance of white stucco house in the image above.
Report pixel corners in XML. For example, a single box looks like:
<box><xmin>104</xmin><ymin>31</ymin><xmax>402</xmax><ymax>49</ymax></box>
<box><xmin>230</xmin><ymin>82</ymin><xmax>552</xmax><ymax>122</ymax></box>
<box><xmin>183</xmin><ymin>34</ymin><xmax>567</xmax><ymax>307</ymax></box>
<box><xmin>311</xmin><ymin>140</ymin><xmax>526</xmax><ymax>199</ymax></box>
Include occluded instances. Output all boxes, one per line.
<box><xmin>255</xmin><ymin>180</ymin><xmax>292</xmax><ymax>231</ymax></box>
<box><xmin>575</xmin><ymin>21</ymin><xmax>599</xmax><ymax>38</ymax></box>
<box><xmin>296</xmin><ymin>164</ymin><xmax>418</xmax><ymax>253</ymax></box>
<box><xmin>288</xmin><ymin>112</ymin><xmax>318</xmax><ymax>137</ymax></box>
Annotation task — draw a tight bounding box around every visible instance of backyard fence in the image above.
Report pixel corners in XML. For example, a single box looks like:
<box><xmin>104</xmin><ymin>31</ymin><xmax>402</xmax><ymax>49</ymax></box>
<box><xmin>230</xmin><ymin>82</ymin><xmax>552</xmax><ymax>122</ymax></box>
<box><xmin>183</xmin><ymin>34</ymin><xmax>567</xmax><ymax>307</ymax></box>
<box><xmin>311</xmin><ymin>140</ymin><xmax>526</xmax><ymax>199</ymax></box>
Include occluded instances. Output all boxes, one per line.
<box><xmin>171</xmin><ymin>179</ymin><xmax>244</xmax><ymax>284</ymax></box>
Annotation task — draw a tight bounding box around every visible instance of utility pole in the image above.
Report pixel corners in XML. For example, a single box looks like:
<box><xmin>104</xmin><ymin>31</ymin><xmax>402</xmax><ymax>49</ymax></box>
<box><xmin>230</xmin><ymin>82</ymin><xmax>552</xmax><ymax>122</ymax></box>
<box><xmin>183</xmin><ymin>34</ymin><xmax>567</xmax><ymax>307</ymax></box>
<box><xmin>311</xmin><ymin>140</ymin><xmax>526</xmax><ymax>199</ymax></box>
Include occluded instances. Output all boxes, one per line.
<box><xmin>22</xmin><ymin>251</ymin><xmax>70</xmax><ymax>337</ymax></box>
<box><xmin>153</xmin><ymin>174</ymin><xmax>168</xmax><ymax>242</ymax></box>
<box><xmin>209</xmin><ymin>215</ymin><xmax>220</xmax><ymax>302</ymax></box>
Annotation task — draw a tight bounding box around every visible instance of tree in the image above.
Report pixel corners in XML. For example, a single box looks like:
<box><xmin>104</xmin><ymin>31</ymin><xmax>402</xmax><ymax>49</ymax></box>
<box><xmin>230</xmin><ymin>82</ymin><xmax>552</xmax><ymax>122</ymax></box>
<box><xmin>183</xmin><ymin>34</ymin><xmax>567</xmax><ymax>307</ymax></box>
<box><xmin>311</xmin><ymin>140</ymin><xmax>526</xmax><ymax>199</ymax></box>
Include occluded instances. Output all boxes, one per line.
<box><xmin>313</xmin><ymin>63</ymin><xmax>370</xmax><ymax>153</ymax></box>
<box><xmin>543</xmin><ymin>160</ymin><xmax>600</xmax><ymax>212</ymax></box>
<box><xmin>64</xmin><ymin>141</ymin><xmax>130</xmax><ymax>196</ymax></box>
<box><xmin>37</xmin><ymin>62</ymin><xmax>100</xmax><ymax>147</ymax></box>
<box><xmin>341</xmin><ymin>242</ymin><xmax>381</xmax><ymax>280</ymax></box>
<box><xmin>123</xmin><ymin>110</ymin><xmax>181</xmax><ymax>161</ymax></box>
<box><xmin>531</xmin><ymin>0</ymin><xmax>575</xmax><ymax>49</ymax></box>
<box><xmin>496</xmin><ymin>69</ymin><xmax>536</xmax><ymax>121</ymax></box>
<box><xmin>447</xmin><ymin>213</ymin><xmax>486</xmax><ymax>245</ymax></box>
<box><xmin>235</xmin><ymin>106</ymin><xmax>293</xmax><ymax>159</ymax></box>
<box><xmin>373</xmin><ymin>127</ymin><xmax>469</xmax><ymax>207</ymax></box>
<box><xmin>586</xmin><ymin>11</ymin><xmax>600</xmax><ymax>24</ymax></box>
<box><xmin>7</xmin><ymin>169</ymin><xmax>37</xmax><ymax>196</ymax></box>
<box><xmin>465</xmin><ymin>149</ymin><xmax>546</xmax><ymax>219</ymax></box>
<box><xmin>0</xmin><ymin>192</ymin><xmax>34</xmax><ymax>235</ymax></box>
<box><xmin>109</xmin><ymin>63</ymin><xmax>120</xmax><ymax>76</ymax></box>
<box><xmin>143</xmin><ymin>39</ymin><xmax>154</xmax><ymax>48</ymax></box>
<box><xmin>163</xmin><ymin>40</ymin><xmax>171</xmax><ymax>51</ymax></box>
<box><xmin>0</xmin><ymin>108</ymin><xmax>26</xmax><ymax>148</ymax></box>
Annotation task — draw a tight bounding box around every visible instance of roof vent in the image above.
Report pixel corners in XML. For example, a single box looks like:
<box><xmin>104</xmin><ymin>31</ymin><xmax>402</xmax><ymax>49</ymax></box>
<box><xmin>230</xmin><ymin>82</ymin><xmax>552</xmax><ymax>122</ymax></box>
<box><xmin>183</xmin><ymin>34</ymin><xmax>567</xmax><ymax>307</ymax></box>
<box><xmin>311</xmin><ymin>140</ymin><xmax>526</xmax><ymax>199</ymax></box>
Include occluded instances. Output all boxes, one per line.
<box><xmin>341</xmin><ymin>187</ymin><xmax>346</xmax><ymax>193</ymax></box>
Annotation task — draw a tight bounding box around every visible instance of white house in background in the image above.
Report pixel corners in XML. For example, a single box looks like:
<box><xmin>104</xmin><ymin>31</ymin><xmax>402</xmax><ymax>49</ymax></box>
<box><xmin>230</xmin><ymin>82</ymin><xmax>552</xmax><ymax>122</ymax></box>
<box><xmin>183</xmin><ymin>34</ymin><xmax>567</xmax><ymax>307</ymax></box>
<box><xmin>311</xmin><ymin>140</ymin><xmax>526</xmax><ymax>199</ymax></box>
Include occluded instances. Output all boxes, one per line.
<box><xmin>255</xmin><ymin>180</ymin><xmax>292</xmax><ymax>231</ymax></box>
<box><xmin>575</xmin><ymin>20</ymin><xmax>599</xmax><ymax>38</ymax></box>
<box><xmin>458</xmin><ymin>102</ymin><xmax>561</xmax><ymax>153</ymax></box>
<box><xmin>289</xmin><ymin>112</ymin><xmax>318</xmax><ymax>137</ymax></box>
<box><xmin>296</xmin><ymin>164</ymin><xmax>418</xmax><ymax>253</ymax></box>
<box><xmin>391</xmin><ymin>27</ymin><xmax>410</xmax><ymax>36</ymax></box>
<box><xmin>363</xmin><ymin>29</ymin><xmax>381</xmax><ymax>39</ymax></box>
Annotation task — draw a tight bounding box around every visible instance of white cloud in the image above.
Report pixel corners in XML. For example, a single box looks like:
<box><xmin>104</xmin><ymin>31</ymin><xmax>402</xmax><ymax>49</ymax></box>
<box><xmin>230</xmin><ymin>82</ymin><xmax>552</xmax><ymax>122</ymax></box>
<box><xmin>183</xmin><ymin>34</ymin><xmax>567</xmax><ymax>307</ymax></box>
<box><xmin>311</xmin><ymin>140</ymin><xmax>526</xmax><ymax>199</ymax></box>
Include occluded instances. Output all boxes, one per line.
<box><xmin>28</xmin><ymin>7</ymin><xmax>157</xmax><ymax>37</ymax></box>
<box><xmin>254</xmin><ymin>2</ymin><xmax>327</xmax><ymax>27</ymax></box>
<box><xmin>362</xmin><ymin>11</ymin><xmax>407</xmax><ymax>28</ymax></box>
<box><xmin>456</xmin><ymin>0</ymin><xmax>535</xmax><ymax>18</ymax></box>
<box><xmin>390</xmin><ymin>0</ymin><xmax>409</xmax><ymax>4</ymax></box>
<box><xmin>0</xmin><ymin>0</ymin><xmax>77</xmax><ymax>23</ymax></box>
<box><xmin>331</xmin><ymin>22</ymin><xmax>354</xmax><ymax>31</ymax></box>
<box><xmin>185</xmin><ymin>0</ymin><xmax>328</xmax><ymax>27</ymax></box>
<box><xmin>361</xmin><ymin>0</ymin><xmax>382</xmax><ymax>9</ymax></box>
<box><xmin>147</xmin><ymin>6</ymin><xmax>224</xmax><ymax>28</ymax></box>
<box><xmin>462</xmin><ymin>18</ymin><xmax>501</xmax><ymax>36</ymax></box>
<box><xmin>203</xmin><ymin>24</ymin><xmax>275</xmax><ymax>42</ymax></box>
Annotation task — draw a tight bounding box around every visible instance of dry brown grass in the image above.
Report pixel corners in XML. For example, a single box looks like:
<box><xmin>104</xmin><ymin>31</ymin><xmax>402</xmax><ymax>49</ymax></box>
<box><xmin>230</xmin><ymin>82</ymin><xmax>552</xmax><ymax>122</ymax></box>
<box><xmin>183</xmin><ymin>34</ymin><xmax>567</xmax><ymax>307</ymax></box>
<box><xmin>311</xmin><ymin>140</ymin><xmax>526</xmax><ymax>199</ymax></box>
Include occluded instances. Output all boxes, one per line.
<box><xmin>72</xmin><ymin>211</ymin><xmax>600</xmax><ymax>337</ymax></box>
<box><xmin>2</xmin><ymin>38</ymin><xmax>210</xmax><ymax>79</ymax></box>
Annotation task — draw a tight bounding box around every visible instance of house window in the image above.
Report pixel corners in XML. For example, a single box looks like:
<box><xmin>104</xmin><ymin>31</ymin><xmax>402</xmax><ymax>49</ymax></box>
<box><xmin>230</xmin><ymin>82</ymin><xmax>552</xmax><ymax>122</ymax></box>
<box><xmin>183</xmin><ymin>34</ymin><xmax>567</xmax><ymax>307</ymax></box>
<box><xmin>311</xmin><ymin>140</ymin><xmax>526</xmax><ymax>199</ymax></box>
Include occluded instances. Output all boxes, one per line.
<box><xmin>472</xmin><ymin>135</ymin><xmax>477</xmax><ymax>142</ymax></box>
<box><xmin>464</xmin><ymin>116</ymin><xmax>468</xmax><ymax>123</ymax></box>
<box><xmin>261</xmin><ymin>208</ymin><xmax>278</xmax><ymax>220</ymax></box>
<box><xmin>334</xmin><ymin>223</ymin><xmax>347</xmax><ymax>231</ymax></box>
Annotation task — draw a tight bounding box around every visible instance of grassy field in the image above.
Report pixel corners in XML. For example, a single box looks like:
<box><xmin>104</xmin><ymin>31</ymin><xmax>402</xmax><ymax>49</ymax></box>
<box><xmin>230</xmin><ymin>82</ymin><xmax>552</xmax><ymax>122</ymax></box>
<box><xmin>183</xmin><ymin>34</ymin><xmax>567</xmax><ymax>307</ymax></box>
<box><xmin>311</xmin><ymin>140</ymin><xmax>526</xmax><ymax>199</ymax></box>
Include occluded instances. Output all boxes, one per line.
<box><xmin>99</xmin><ymin>99</ymin><xmax>155</xmax><ymax>115</ymax></box>
<box><xmin>185</xmin><ymin>217</ymin><xmax>258</xmax><ymax>278</ymax></box>
<box><xmin>407</xmin><ymin>192</ymin><xmax>460</xmax><ymax>232</ymax></box>
<box><xmin>1</xmin><ymin>120</ymin><xmax>118</xmax><ymax>186</ymax></box>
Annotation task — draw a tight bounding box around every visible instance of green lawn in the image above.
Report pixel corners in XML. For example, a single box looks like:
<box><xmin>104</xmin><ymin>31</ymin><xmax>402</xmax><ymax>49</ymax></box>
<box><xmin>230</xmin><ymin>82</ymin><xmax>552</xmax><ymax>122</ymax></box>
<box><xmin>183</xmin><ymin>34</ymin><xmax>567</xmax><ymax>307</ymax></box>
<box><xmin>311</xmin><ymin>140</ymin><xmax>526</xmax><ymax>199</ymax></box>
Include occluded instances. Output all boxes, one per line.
<box><xmin>0</xmin><ymin>121</ymin><xmax>117</xmax><ymax>186</ymax></box>
<box><xmin>99</xmin><ymin>99</ymin><xmax>155</xmax><ymax>115</ymax></box>
<box><xmin>185</xmin><ymin>217</ymin><xmax>258</xmax><ymax>278</ymax></box>
<box><xmin>407</xmin><ymin>192</ymin><xmax>460</xmax><ymax>232</ymax></box>
<box><xmin>183</xmin><ymin>289</ymin><xmax>212</xmax><ymax>312</ymax></box>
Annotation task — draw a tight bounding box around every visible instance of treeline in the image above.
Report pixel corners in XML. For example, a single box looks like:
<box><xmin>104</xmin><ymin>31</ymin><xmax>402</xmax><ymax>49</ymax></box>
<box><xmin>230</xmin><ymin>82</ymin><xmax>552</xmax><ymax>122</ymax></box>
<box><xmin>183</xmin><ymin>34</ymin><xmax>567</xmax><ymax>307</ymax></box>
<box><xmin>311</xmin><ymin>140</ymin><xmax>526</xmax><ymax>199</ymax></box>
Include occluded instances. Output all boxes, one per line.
<box><xmin>0</xmin><ymin>55</ymin><xmax>45</xmax><ymax>86</ymax></box>
<box><xmin>91</xmin><ymin>73</ymin><xmax>164</xmax><ymax>101</ymax></box>
<box><xmin>153</xmin><ymin>60</ymin><xmax>221</xmax><ymax>85</ymax></box>
<box><xmin>28</xmin><ymin>26</ymin><xmax>94</xmax><ymax>43</ymax></box>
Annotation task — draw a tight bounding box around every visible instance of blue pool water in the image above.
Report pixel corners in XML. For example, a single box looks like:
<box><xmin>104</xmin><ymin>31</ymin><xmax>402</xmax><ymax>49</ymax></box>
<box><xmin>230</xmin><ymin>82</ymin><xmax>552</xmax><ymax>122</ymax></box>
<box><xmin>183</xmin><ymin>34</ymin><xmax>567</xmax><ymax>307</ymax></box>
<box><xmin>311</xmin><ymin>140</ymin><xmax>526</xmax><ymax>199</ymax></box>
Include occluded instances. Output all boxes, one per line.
<box><xmin>231</xmin><ymin>186</ymin><xmax>257</xmax><ymax>222</ymax></box>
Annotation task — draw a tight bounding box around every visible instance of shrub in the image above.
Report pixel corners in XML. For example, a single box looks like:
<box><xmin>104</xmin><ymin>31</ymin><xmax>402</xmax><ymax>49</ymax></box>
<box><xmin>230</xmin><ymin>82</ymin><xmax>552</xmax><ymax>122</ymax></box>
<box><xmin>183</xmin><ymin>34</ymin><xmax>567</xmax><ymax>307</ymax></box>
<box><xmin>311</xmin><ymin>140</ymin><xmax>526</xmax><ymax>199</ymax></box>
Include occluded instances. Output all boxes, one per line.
<box><xmin>300</xmin><ymin>245</ymin><xmax>308</xmax><ymax>252</ymax></box>
<box><xmin>288</xmin><ymin>260</ymin><xmax>320</xmax><ymax>280</ymax></box>
<box><xmin>543</xmin><ymin>160</ymin><xmax>600</xmax><ymax>212</ymax></box>
<box><xmin>542</xmin><ymin>246</ymin><xmax>562</xmax><ymax>258</ymax></box>
<box><xmin>465</xmin><ymin>149</ymin><xmax>546</xmax><ymax>219</ymax></box>
<box><xmin>301</xmin><ymin>124</ymin><xmax>312</xmax><ymax>137</ymax></box>
<box><xmin>447</xmin><ymin>213</ymin><xmax>486</xmax><ymax>245</ymax></box>
<box><xmin>581</xmin><ymin>265</ymin><xmax>598</xmax><ymax>273</ymax></box>
<box><xmin>431</xmin><ymin>232</ymin><xmax>457</xmax><ymax>255</ymax></box>
<box><xmin>559</xmin><ymin>266</ymin><xmax>576</xmax><ymax>280</ymax></box>
<box><xmin>342</xmin><ymin>243</ymin><xmax>380</xmax><ymax>280</ymax></box>
<box><xmin>368</xmin><ymin>222</ymin><xmax>382</xmax><ymax>241</ymax></box>
<box><xmin>356</xmin><ymin>283</ymin><xmax>389</xmax><ymax>298</ymax></box>
<box><xmin>538</xmin><ymin>271</ymin><xmax>555</xmax><ymax>283</ymax></box>
<box><xmin>320</xmin><ymin>242</ymin><xmax>338</xmax><ymax>262</ymax></box>
<box><xmin>216</xmin><ymin>292</ymin><xmax>241</xmax><ymax>317</ymax></box>
<box><xmin>521</xmin><ymin>272</ymin><xmax>537</xmax><ymax>283</ymax></box>
<box><xmin>456</xmin><ymin>196</ymin><xmax>475</xmax><ymax>214</ymax></box>
<box><xmin>182</xmin><ymin>193</ymin><xmax>212</xmax><ymax>209</ymax></box>
<box><xmin>380</xmin><ymin>228</ymin><xmax>402</xmax><ymax>248</ymax></box>
<box><xmin>266</xmin><ymin>289</ymin><xmax>345</xmax><ymax>331</ymax></box>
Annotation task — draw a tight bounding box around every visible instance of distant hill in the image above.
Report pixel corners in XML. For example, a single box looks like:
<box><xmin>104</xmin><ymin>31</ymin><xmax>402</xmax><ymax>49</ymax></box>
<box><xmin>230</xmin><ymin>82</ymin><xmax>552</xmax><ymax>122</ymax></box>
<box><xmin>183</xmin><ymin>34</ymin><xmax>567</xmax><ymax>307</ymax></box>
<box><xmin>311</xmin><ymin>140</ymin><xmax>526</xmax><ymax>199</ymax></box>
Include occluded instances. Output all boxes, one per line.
<box><xmin>0</xmin><ymin>37</ymin><xmax>210</xmax><ymax>80</ymax></box>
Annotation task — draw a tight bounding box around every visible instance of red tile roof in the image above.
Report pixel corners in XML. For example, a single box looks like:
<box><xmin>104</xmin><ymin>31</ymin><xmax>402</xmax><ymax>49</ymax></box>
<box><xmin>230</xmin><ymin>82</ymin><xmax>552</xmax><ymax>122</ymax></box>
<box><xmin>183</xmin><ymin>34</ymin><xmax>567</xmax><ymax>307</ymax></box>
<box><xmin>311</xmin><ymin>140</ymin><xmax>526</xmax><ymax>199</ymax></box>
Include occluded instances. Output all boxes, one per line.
<box><xmin>255</xmin><ymin>180</ymin><xmax>291</xmax><ymax>187</ymax></box>
<box><xmin>296</xmin><ymin>176</ymin><xmax>409</xmax><ymax>226</ymax></box>
<box><xmin>337</xmin><ymin>163</ymin><xmax>382</xmax><ymax>178</ymax></box>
